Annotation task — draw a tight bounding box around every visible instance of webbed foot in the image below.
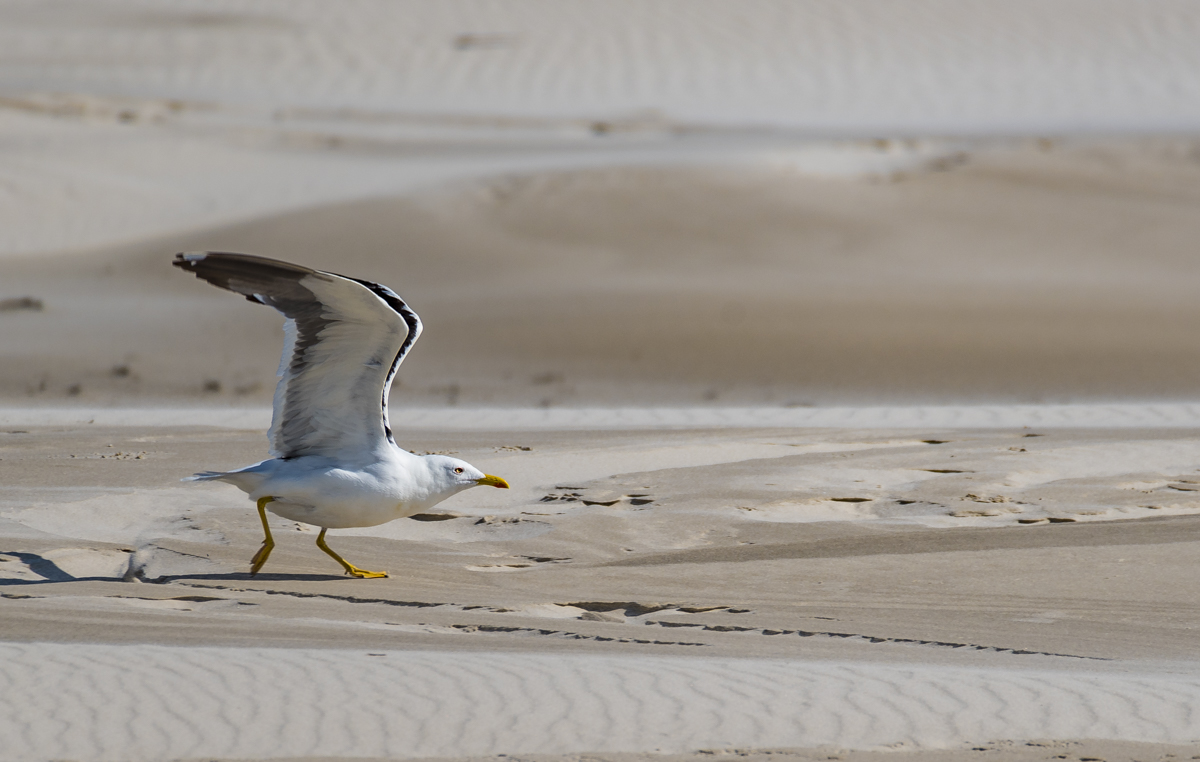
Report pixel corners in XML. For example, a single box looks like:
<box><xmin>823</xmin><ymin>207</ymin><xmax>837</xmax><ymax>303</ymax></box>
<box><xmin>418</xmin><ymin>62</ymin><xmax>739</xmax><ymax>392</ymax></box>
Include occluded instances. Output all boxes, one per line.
<box><xmin>344</xmin><ymin>566</ymin><xmax>388</xmax><ymax>579</ymax></box>
<box><xmin>316</xmin><ymin>528</ymin><xmax>388</xmax><ymax>579</ymax></box>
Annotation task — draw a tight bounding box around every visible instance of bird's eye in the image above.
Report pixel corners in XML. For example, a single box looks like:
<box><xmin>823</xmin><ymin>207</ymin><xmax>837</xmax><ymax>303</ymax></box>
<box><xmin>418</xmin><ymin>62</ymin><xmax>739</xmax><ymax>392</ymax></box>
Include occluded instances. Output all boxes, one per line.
<box><xmin>453</xmin><ymin>467</ymin><xmax>463</xmax><ymax>474</ymax></box>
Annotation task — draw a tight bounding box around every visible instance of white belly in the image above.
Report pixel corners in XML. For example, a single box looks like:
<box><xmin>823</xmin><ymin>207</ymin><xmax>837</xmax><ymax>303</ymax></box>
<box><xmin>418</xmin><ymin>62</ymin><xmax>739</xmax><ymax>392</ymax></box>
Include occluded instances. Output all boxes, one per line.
<box><xmin>264</xmin><ymin>499</ymin><xmax>408</xmax><ymax>528</ymax></box>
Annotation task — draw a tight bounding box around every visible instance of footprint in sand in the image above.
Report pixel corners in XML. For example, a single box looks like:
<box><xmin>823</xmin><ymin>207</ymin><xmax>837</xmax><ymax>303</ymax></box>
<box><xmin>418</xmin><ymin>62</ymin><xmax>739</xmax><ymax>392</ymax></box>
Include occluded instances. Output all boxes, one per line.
<box><xmin>466</xmin><ymin>555</ymin><xmax>569</xmax><ymax>572</ymax></box>
<box><xmin>538</xmin><ymin>490</ymin><xmax>657</xmax><ymax>508</ymax></box>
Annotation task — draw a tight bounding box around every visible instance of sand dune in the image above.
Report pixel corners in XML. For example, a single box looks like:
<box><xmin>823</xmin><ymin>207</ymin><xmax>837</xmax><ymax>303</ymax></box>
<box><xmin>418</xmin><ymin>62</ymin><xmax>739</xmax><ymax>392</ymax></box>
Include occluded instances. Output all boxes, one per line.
<box><xmin>3</xmin><ymin>1</ymin><xmax>1200</xmax><ymax>257</ymax></box>
<box><xmin>7</xmin><ymin>141</ymin><xmax>1200</xmax><ymax>407</ymax></box>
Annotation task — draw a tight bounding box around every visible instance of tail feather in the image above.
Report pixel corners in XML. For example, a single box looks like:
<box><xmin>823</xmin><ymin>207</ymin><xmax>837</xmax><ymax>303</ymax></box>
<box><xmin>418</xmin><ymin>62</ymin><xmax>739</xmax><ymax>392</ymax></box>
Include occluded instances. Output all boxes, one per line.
<box><xmin>181</xmin><ymin>459</ymin><xmax>272</xmax><ymax>491</ymax></box>
<box><xmin>182</xmin><ymin>471</ymin><xmax>230</xmax><ymax>482</ymax></box>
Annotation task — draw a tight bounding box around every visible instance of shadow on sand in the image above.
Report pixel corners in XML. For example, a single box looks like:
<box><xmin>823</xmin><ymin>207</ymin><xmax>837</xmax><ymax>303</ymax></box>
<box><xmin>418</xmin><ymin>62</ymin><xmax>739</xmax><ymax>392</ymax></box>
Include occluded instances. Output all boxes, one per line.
<box><xmin>0</xmin><ymin>551</ymin><xmax>355</xmax><ymax>586</ymax></box>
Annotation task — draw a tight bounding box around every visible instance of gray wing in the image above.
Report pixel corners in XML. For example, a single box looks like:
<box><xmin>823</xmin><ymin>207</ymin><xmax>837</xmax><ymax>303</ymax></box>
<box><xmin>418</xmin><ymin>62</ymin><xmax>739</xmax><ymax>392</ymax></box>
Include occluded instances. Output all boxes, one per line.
<box><xmin>173</xmin><ymin>252</ymin><xmax>422</xmax><ymax>460</ymax></box>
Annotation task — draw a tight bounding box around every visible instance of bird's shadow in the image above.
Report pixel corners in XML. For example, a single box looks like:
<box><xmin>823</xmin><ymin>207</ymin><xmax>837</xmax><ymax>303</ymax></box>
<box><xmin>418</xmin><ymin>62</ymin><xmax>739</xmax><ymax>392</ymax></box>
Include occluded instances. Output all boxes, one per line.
<box><xmin>0</xmin><ymin>572</ymin><xmax>360</xmax><ymax>586</ymax></box>
<box><xmin>0</xmin><ymin>551</ymin><xmax>359</xmax><ymax>586</ymax></box>
<box><xmin>156</xmin><ymin>571</ymin><xmax>354</xmax><ymax>584</ymax></box>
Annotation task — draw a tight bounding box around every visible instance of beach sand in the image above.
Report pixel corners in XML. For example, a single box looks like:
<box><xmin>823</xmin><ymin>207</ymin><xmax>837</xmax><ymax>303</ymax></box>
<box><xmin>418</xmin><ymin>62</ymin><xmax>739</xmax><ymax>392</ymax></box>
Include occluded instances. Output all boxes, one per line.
<box><xmin>3</xmin><ymin>419</ymin><xmax>1200</xmax><ymax>759</ymax></box>
<box><xmin>5</xmin><ymin>420</ymin><xmax>1200</xmax><ymax>660</ymax></box>
<box><xmin>6</xmin><ymin>139</ymin><xmax>1200</xmax><ymax>408</ymax></box>
<box><xmin>4</xmin><ymin>1</ymin><xmax>1200</xmax><ymax>760</ymax></box>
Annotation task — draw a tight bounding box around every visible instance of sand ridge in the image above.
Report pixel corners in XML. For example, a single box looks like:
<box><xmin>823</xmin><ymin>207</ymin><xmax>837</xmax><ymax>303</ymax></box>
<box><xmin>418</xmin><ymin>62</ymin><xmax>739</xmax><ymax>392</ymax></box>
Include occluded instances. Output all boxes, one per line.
<box><xmin>8</xmin><ymin>141</ymin><xmax>1200</xmax><ymax>408</ymax></box>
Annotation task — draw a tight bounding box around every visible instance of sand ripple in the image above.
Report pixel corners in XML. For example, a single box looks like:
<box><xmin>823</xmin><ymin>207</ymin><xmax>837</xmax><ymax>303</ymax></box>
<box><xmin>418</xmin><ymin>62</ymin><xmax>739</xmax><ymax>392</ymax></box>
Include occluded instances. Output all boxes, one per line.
<box><xmin>1</xmin><ymin>644</ymin><xmax>1198</xmax><ymax>760</ymax></box>
<box><xmin>3</xmin><ymin>1</ymin><xmax>1200</xmax><ymax>257</ymax></box>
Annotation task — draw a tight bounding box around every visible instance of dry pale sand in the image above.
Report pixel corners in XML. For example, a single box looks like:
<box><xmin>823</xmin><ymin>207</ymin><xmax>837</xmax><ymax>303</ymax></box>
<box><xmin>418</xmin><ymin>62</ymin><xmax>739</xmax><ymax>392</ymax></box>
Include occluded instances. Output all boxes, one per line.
<box><xmin>3</xmin><ymin>419</ymin><xmax>1200</xmax><ymax>758</ymax></box>
<box><xmin>391</xmin><ymin>745</ymin><xmax>1200</xmax><ymax>762</ymax></box>
<box><xmin>405</xmin><ymin>744</ymin><xmax>1200</xmax><ymax>762</ymax></box>
<box><xmin>5</xmin><ymin>139</ymin><xmax>1200</xmax><ymax>760</ymax></box>
<box><xmin>4</xmin><ymin>0</ymin><xmax>1200</xmax><ymax>259</ymax></box>
<box><xmin>5</xmin><ymin>4</ymin><xmax>1200</xmax><ymax>759</ymax></box>
<box><xmin>5</xmin><ymin>139</ymin><xmax>1200</xmax><ymax>408</ymax></box>
<box><xmin>6</xmin><ymin>422</ymin><xmax>1200</xmax><ymax>660</ymax></box>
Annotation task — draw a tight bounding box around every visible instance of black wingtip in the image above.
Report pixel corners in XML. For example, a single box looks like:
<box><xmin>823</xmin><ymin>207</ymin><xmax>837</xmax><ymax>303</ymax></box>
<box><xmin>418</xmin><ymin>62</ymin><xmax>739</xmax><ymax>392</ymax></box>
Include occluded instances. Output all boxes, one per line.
<box><xmin>172</xmin><ymin>251</ymin><xmax>316</xmax><ymax>273</ymax></box>
<box><xmin>172</xmin><ymin>251</ymin><xmax>205</xmax><ymax>271</ymax></box>
<box><xmin>171</xmin><ymin>251</ymin><xmax>319</xmax><ymax>296</ymax></box>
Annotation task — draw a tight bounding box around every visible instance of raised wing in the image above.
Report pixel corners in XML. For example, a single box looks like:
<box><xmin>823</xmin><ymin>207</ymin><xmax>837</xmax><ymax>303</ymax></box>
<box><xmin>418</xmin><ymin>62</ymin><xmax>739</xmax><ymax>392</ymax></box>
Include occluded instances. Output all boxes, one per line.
<box><xmin>173</xmin><ymin>252</ymin><xmax>422</xmax><ymax>460</ymax></box>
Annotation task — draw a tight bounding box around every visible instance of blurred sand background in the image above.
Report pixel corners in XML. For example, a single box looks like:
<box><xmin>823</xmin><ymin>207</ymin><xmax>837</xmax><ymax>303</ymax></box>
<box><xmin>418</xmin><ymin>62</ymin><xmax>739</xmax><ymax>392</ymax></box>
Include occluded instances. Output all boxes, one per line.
<box><xmin>8</xmin><ymin>139</ymin><xmax>1200</xmax><ymax>407</ymax></box>
<box><xmin>4</xmin><ymin>2</ymin><xmax>1200</xmax><ymax>760</ymax></box>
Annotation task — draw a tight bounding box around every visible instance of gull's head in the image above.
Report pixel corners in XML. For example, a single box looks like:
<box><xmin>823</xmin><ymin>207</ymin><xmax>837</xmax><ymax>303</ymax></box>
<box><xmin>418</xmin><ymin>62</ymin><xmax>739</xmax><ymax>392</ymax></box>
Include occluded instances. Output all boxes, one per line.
<box><xmin>424</xmin><ymin>455</ymin><xmax>510</xmax><ymax>492</ymax></box>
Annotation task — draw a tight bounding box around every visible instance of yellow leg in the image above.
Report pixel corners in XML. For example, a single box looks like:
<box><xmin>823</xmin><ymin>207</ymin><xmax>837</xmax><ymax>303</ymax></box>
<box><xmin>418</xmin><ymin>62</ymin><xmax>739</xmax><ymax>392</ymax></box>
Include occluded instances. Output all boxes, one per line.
<box><xmin>249</xmin><ymin>496</ymin><xmax>275</xmax><ymax>576</ymax></box>
<box><xmin>316</xmin><ymin>528</ymin><xmax>388</xmax><ymax>579</ymax></box>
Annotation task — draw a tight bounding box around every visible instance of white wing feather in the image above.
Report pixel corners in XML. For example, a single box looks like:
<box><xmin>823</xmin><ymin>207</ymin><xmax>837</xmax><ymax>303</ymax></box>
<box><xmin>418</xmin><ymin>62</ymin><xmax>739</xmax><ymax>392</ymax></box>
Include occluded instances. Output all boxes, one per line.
<box><xmin>267</xmin><ymin>273</ymin><xmax>413</xmax><ymax>459</ymax></box>
<box><xmin>173</xmin><ymin>252</ymin><xmax>422</xmax><ymax>461</ymax></box>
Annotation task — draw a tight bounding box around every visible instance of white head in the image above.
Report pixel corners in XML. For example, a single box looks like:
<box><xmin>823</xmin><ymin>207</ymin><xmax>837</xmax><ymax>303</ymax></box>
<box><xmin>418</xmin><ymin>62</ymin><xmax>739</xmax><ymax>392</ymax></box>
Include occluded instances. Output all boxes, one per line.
<box><xmin>423</xmin><ymin>454</ymin><xmax>510</xmax><ymax>494</ymax></box>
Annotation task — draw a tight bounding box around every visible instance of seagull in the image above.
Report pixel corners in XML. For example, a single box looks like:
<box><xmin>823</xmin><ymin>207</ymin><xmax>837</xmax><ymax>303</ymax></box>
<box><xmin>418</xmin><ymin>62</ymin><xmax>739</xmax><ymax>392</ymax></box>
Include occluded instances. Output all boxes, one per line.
<box><xmin>173</xmin><ymin>252</ymin><xmax>509</xmax><ymax>579</ymax></box>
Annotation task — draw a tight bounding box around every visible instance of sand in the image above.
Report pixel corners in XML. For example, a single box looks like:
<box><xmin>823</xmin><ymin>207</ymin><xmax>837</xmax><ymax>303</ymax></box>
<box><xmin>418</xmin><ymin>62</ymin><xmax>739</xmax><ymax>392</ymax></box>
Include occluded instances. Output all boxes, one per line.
<box><xmin>4</xmin><ymin>0</ymin><xmax>1200</xmax><ymax>258</ymax></box>
<box><xmin>8</xmin><ymin>141</ymin><xmax>1200</xmax><ymax>408</ymax></box>
<box><xmin>5</xmin><ymin>1</ymin><xmax>1200</xmax><ymax>760</ymax></box>
<box><xmin>4</xmin><ymin>420</ymin><xmax>1200</xmax><ymax>759</ymax></box>
<box><xmin>6</xmin><ymin>4</ymin><xmax>1200</xmax><ymax>408</ymax></box>
<box><xmin>5</xmin><ymin>645</ymin><xmax>1200</xmax><ymax>759</ymax></box>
